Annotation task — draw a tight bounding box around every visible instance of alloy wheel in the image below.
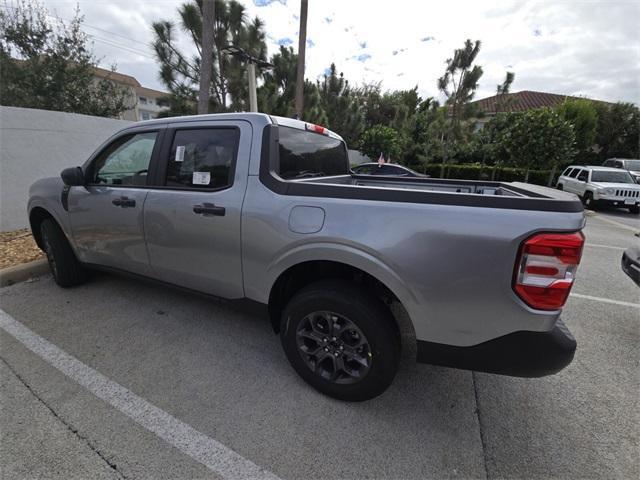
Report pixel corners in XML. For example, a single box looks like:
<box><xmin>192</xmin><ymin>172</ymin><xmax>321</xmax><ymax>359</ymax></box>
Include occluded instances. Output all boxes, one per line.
<box><xmin>295</xmin><ymin>311</ymin><xmax>372</xmax><ymax>384</ymax></box>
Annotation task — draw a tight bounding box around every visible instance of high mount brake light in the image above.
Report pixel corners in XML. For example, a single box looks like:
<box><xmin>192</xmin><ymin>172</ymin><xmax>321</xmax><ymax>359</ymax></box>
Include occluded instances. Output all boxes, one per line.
<box><xmin>305</xmin><ymin>123</ymin><xmax>328</xmax><ymax>135</ymax></box>
<box><xmin>513</xmin><ymin>232</ymin><xmax>584</xmax><ymax>311</ymax></box>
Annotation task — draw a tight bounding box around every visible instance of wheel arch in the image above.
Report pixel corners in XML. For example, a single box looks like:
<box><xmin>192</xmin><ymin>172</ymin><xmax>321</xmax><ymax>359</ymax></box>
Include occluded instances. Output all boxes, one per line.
<box><xmin>28</xmin><ymin>206</ymin><xmax>56</xmax><ymax>250</ymax></box>
<box><xmin>266</xmin><ymin>254</ymin><xmax>417</xmax><ymax>339</ymax></box>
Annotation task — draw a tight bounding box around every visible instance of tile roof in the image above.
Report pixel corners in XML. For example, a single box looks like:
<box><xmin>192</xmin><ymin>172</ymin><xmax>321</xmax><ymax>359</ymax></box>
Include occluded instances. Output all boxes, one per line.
<box><xmin>470</xmin><ymin>90</ymin><xmax>611</xmax><ymax>114</ymax></box>
<box><xmin>92</xmin><ymin>66</ymin><xmax>141</xmax><ymax>87</ymax></box>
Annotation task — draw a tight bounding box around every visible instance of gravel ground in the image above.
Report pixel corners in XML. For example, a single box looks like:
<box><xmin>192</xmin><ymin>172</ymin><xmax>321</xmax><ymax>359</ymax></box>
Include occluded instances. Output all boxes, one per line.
<box><xmin>0</xmin><ymin>229</ymin><xmax>43</xmax><ymax>269</ymax></box>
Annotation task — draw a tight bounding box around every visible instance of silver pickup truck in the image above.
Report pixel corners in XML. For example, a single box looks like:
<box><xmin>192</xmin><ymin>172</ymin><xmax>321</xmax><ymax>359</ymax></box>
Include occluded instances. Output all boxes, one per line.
<box><xmin>28</xmin><ymin>113</ymin><xmax>585</xmax><ymax>401</ymax></box>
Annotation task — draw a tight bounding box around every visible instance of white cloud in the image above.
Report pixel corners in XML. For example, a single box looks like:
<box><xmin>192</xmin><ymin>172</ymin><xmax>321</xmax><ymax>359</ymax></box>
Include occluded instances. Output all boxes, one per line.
<box><xmin>38</xmin><ymin>0</ymin><xmax>639</xmax><ymax>103</ymax></box>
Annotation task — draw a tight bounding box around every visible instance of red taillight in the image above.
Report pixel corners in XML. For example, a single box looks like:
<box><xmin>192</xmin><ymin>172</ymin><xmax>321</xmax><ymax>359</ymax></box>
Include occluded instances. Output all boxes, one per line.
<box><xmin>513</xmin><ymin>232</ymin><xmax>584</xmax><ymax>311</ymax></box>
<box><xmin>305</xmin><ymin>123</ymin><xmax>328</xmax><ymax>135</ymax></box>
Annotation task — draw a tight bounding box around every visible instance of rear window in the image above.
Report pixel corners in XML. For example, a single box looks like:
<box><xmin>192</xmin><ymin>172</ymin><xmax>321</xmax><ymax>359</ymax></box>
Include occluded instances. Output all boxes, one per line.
<box><xmin>277</xmin><ymin>126</ymin><xmax>348</xmax><ymax>179</ymax></box>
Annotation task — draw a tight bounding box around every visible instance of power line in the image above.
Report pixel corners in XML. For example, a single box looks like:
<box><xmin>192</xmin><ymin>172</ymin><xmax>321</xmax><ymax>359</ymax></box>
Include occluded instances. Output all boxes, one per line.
<box><xmin>0</xmin><ymin>5</ymin><xmax>156</xmax><ymax>59</ymax></box>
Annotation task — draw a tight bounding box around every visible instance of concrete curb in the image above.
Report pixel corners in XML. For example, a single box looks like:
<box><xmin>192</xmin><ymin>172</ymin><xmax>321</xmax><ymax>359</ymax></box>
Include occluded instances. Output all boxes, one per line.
<box><xmin>0</xmin><ymin>259</ymin><xmax>50</xmax><ymax>287</ymax></box>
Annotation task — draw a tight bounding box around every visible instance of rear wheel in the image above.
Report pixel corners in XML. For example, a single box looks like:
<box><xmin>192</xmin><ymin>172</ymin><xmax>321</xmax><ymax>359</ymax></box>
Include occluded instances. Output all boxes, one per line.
<box><xmin>280</xmin><ymin>280</ymin><xmax>400</xmax><ymax>401</ymax></box>
<box><xmin>40</xmin><ymin>219</ymin><xmax>87</xmax><ymax>287</ymax></box>
<box><xmin>557</xmin><ymin>184</ymin><xmax>563</xmax><ymax>190</ymax></box>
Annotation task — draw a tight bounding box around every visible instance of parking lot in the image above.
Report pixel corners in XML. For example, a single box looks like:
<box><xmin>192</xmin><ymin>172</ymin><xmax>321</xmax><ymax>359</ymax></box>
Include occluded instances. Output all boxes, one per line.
<box><xmin>1</xmin><ymin>210</ymin><xmax>638</xmax><ymax>480</ymax></box>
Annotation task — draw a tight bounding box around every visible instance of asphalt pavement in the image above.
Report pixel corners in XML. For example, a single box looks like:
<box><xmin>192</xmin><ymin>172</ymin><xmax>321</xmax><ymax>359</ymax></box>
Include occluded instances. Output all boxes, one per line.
<box><xmin>1</xmin><ymin>209</ymin><xmax>638</xmax><ymax>480</ymax></box>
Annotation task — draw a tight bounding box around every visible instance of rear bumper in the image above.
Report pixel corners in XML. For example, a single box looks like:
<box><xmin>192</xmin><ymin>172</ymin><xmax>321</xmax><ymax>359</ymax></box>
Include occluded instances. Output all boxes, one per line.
<box><xmin>416</xmin><ymin>319</ymin><xmax>576</xmax><ymax>377</ymax></box>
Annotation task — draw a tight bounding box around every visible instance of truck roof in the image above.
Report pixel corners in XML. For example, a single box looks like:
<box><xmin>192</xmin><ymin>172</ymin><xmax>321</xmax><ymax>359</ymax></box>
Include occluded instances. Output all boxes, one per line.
<box><xmin>132</xmin><ymin>112</ymin><xmax>344</xmax><ymax>141</ymax></box>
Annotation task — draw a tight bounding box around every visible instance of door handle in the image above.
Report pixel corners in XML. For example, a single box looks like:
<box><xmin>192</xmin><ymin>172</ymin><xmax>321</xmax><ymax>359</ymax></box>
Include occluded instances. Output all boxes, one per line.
<box><xmin>193</xmin><ymin>202</ymin><xmax>226</xmax><ymax>216</ymax></box>
<box><xmin>112</xmin><ymin>196</ymin><xmax>136</xmax><ymax>208</ymax></box>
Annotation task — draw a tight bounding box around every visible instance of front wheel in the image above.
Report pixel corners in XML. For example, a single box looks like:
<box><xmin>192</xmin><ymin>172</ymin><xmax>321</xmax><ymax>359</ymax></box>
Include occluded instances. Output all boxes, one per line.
<box><xmin>629</xmin><ymin>205</ymin><xmax>640</xmax><ymax>214</ymax></box>
<box><xmin>280</xmin><ymin>280</ymin><xmax>400</xmax><ymax>401</ymax></box>
<box><xmin>582</xmin><ymin>191</ymin><xmax>594</xmax><ymax>208</ymax></box>
<box><xmin>40</xmin><ymin>218</ymin><xmax>87</xmax><ymax>287</ymax></box>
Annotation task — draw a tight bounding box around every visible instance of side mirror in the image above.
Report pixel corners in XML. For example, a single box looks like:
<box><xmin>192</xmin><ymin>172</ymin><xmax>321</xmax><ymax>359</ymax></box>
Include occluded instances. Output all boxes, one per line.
<box><xmin>61</xmin><ymin>166</ymin><xmax>85</xmax><ymax>186</ymax></box>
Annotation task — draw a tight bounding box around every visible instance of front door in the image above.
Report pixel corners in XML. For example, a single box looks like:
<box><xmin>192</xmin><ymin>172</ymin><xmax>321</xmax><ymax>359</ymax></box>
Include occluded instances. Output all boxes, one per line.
<box><xmin>67</xmin><ymin>129</ymin><xmax>162</xmax><ymax>275</ymax></box>
<box><xmin>143</xmin><ymin>121</ymin><xmax>250</xmax><ymax>299</ymax></box>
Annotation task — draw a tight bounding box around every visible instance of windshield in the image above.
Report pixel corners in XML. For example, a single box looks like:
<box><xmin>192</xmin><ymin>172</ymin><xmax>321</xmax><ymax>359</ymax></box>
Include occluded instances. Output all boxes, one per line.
<box><xmin>591</xmin><ymin>171</ymin><xmax>635</xmax><ymax>183</ymax></box>
<box><xmin>277</xmin><ymin>126</ymin><xmax>348</xmax><ymax>179</ymax></box>
<box><xmin>624</xmin><ymin>159</ymin><xmax>640</xmax><ymax>170</ymax></box>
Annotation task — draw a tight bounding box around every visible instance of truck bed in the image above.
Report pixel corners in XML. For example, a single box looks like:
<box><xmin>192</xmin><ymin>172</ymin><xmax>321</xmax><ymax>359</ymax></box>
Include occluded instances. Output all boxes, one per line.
<box><xmin>282</xmin><ymin>174</ymin><xmax>584</xmax><ymax>213</ymax></box>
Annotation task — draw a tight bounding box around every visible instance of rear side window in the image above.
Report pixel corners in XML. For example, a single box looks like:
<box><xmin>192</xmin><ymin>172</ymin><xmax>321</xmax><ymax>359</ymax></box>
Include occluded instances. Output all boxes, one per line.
<box><xmin>561</xmin><ymin>167</ymin><xmax>572</xmax><ymax>176</ymax></box>
<box><xmin>92</xmin><ymin>132</ymin><xmax>157</xmax><ymax>186</ymax></box>
<box><xmin>277</xmin><ymin>126</ymin><xmax>348</xmax><ymax>179</ymax></box>
<box><xmin>165</xmin><ymin>128</ymin><xmax>239</xmax><ymax>189</ymax></box>
<box><xmin>568</xmin><ymin>169</ymin><xmax>580</xmax><ymax>178</ymax></box>
<box><xmin>353</xmin><ymin>165</ymin><xmax>374</xmax><ymax>174</ymax></box>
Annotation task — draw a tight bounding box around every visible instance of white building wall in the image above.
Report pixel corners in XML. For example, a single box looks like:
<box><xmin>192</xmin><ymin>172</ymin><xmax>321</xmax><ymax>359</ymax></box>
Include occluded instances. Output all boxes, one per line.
<box><xmin>0</xmin><ymin>106</ymin><xmax>132</xmax><ymax>231</ymax></box>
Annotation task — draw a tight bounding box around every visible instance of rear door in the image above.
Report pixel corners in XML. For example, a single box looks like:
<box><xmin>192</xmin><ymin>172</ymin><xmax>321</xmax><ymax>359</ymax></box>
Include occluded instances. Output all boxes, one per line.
<box><xmin>143</xmin><ymin>120</ymin><xmax>251</xmax><ymax>298</ymax></box>
<box><xmin>68</xmin><ymin>127</ymin><xmax>164</xmax><ymax>275</ymax></box>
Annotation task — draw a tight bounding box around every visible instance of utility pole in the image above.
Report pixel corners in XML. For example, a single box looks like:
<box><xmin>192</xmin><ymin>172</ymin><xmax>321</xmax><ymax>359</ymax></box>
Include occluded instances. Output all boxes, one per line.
<box><xmin>198</xmin><ymin>0</ymin><xmax>215</xmax><ymax>114</ymax></box>
<box><xmin>294</xmin><ymin>0</ymin><xmax>308</xmax><ymax>119</ymax></box>
<box><xmin>247</xmin><ymin>63</ymin><xmax>258</xmax><ymax>112</ymax></box>
<box><xmin>221</xmin><ymin>45</ymin><xmax>273</xmax><ymax>112</ymax></box>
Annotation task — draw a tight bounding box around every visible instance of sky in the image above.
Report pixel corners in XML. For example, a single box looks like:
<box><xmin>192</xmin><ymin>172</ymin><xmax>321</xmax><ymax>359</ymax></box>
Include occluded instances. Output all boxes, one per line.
<box><xmin>23</xmin><ymin>0</ymin><xmax>640</xmax><ymax>104</ymax></box>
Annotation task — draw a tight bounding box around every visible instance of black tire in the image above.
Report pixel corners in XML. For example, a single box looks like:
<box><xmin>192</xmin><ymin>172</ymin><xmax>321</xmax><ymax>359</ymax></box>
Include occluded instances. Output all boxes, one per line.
<box><xmin>557</xmin><ymin>184</ymin><xmax>563</xmax><ymax>190</ymax></box>
<box><xmin>280</xmin><ymin>279</ymin><xmax>400</xmax><ymax>401</ymax></box>
<box><xmin>629</xmin><ymin>205</ymin><xmax>640</xmax><ymax>214</ymax></box>
<box><xmin>582</xmin><ymin>191</ymin><xmax>594</xmax><ymax>208</ymax></box>
<box><xmin>40</xmin><ymin>218</ymin><xmax>87</xmax><ymax>287</ymax></box>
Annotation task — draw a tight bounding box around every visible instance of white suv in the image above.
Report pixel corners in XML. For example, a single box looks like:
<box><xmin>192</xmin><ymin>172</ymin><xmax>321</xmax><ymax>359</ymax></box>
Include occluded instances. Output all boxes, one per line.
<box><xmin>557</xmin><ymin>165</ymin><xmax>640</xmax><ymax>214</ymax></box>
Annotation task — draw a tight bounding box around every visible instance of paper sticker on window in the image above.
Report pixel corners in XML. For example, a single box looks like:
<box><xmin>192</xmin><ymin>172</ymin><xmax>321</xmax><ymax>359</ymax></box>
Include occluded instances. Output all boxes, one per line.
<box><xmin>192</xmin><ymin>171</ymin><xmax>211</xmax><ymax>185</ymax></box>
<box><xmin>175</xmin><ymin>145</ymin><xmax>185</xmax><ymax>162</ymax></box>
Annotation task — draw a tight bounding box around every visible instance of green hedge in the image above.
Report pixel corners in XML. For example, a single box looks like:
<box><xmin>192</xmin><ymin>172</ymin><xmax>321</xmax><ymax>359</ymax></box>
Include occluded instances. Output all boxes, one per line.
<box><xmin>409</xmin><ymin>164</ymin><xmax>556</xmax><ymax>186</ymax></box>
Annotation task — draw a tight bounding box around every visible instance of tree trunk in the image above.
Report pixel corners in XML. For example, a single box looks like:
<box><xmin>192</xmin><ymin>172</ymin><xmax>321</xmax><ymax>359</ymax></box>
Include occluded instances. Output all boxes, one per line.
<box><xmin>197</xmin><ymin>0</ymin><xmax>215</xmax><ymax>114</ymax></box>
<box><xmin>524</xmin><ymin>167</ymin><xmax>530</xmax><ymax>183</ymax></box>
<box><xmin>547</xmin><ymin>164</ymin><xmax>557</xmax><ymax>186</ymax></box>
<box><xmin>294</xmin><ymin>0</ymin><xmax>308</xmax><ymax>119</ymax></box>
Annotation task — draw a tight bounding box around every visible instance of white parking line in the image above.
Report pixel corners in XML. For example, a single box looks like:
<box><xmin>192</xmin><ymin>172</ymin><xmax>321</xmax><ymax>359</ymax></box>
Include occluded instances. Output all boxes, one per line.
<box><xmin>570</xmin><ymin>293</ymin><xmax>640</xmax><ymax>309</ymax></box>
<box><xmin>0</xmin><ymin>309</ymin><xmax>281</xmax><ymax>480</ymax></box>
<box><xmin>584</xmin><ymin>243</ymin><xmax>626</xmax><ymax>251</ymax></box>
<box><xmin>588</xmin><ymin>214</ymin><xmax>639</xmax><ymax>233</ymax></box>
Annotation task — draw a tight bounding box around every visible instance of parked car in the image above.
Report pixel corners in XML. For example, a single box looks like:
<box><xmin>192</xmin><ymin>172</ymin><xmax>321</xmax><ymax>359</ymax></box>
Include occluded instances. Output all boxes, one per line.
<box><xmin>621</xmin><ymin>246</ymin><xmax>640</xmax><ymax>286</ymax></box>
<box><xmin>603</xmin><ymin>158</ymin><xmax>640</xmax><ymax>183</ymax></box>
<box><xmin>557</xmin><ymin>165</ymin><xmax>640</xmax><ymax>214</ymax></box>
<box><xmin>351</xmin><ymin>162</ymin><xmax>425</xmax><ymax>177</ymax></box>
<box><xmin>29</xmin><ymin>113</ymin><xmax>585</xmax><ymax>401</ymax></box>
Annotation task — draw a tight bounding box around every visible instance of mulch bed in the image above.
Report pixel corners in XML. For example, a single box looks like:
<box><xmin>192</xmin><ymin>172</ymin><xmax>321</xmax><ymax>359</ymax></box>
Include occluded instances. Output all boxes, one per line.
<box><xmin>0</xmin><ymin>228</ymin><xmax>45</xmax><ymax>269</ymax></box>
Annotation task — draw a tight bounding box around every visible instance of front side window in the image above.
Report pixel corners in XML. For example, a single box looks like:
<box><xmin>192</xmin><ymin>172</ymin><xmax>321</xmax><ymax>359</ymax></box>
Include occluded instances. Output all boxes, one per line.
<box><xmin>577</xmin><ymin>170</ymin><xmax>589</xmax><ymax>181</ymax></box>
<box><xmin>92</xmin><ymin>132</ymin><xmax>157</xmax><ymax>186</ymax></box>
<box><xmin>165</xmin><ymin>128</ymin><xmax>239</xmax><ymax>189</ymax></box>
<box><xmin>591</xmin><ymin>171</ymin><xmax>635</xmax><ymax>183</ymax></box>
<box><xmin>278</xmin><ymin>126</ymin><xmax>348</xmax><ymax>179</ymax></box>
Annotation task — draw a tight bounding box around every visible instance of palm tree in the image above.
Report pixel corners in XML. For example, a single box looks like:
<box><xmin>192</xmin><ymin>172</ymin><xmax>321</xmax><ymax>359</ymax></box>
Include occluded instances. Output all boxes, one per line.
<box><xmin>152</xmin><ymin>0</ymin><xmax>267</xmax><ymax>113</ymax></box>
